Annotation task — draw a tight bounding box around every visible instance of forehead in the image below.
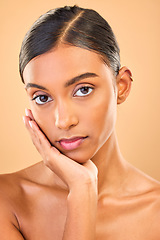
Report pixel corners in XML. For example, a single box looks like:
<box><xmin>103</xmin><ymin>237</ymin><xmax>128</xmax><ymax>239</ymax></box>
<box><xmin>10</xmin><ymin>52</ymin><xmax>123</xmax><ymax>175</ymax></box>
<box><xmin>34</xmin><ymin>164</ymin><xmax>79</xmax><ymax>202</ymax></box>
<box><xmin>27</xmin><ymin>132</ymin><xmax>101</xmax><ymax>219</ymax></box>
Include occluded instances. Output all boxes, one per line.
<box><xmin>23</xmin><ymin>44</ymin><xmax>112</xmax><ymax>85</ymax></box>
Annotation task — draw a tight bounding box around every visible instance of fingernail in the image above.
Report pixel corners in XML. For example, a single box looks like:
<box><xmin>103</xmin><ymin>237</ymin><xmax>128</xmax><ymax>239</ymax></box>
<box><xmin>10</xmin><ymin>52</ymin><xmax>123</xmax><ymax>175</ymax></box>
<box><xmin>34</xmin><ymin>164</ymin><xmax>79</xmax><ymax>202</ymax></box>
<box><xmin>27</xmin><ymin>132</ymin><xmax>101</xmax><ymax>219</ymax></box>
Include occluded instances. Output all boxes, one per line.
<box><xmin>22</xmin><ymin>116</ymin><xmax>25</xmax><ymax>124</ymax></box>
<box><xmin>29</xmin><ymin>121</ymin><xmax>33</xmax><ymax>129</ymax></box>
<box><xmin>25</xmin><ymin>108</ymin><xmax>29</xmax><ymax>116</ymax></box>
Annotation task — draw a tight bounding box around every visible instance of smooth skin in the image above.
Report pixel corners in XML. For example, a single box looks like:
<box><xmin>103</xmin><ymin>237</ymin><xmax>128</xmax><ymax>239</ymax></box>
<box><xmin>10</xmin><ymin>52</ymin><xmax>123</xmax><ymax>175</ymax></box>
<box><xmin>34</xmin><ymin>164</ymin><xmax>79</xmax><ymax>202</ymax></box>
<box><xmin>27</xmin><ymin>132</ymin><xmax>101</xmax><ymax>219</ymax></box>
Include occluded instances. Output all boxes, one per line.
<box><xmin>0</xmin><ymin>44</ymin><xmax>160</xmax><ymax>240</ymax></box>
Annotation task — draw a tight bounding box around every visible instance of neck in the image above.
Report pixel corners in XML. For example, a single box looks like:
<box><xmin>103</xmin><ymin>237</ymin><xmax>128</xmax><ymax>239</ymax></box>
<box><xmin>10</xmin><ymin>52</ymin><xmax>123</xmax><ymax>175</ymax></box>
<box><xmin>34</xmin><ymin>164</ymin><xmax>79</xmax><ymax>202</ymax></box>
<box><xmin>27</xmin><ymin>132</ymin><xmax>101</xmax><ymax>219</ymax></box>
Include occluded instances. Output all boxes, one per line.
<box><xmin>91</xmin><ymin>131</ymin><xmax>129</xmax><ymax>196</ymax></box>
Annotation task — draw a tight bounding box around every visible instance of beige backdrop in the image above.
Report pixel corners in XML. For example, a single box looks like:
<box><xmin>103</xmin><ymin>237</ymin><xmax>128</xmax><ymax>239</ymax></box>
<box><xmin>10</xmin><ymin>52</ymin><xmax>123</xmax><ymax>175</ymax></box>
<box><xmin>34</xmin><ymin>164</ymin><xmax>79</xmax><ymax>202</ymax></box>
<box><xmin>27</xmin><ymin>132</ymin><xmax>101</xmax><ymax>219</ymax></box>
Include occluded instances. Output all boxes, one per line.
<box><xmin>1</xmin><ymin>0</ymin><xmax>160</xmax><ymax>181</ymax></box>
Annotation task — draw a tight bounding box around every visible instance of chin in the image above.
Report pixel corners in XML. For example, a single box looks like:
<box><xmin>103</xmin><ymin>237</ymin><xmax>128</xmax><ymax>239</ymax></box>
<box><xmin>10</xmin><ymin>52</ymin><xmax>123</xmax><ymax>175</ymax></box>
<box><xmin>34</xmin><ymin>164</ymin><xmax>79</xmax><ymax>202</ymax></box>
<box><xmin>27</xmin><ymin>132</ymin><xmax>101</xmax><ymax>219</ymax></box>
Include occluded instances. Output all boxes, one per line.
<box><xmin>51</xmin><ymin>137</ymin><xmax>99</xmax><ymax>164</ymax></box>
<box><xmin>61</xmin><ymin>149</ymin><xmax>95</xmax><ymax>164</ymax></box>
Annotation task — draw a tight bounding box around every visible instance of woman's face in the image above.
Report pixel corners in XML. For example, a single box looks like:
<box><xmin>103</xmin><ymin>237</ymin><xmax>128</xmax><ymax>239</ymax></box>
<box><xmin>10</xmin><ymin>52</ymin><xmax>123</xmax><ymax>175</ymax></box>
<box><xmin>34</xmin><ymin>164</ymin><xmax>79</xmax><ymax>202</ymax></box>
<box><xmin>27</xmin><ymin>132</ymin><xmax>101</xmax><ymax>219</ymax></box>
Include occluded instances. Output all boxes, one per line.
<box><xmin>23</xmin><ymin>45</ymin><xmax>118</xmax><ymax>163</ymax></box>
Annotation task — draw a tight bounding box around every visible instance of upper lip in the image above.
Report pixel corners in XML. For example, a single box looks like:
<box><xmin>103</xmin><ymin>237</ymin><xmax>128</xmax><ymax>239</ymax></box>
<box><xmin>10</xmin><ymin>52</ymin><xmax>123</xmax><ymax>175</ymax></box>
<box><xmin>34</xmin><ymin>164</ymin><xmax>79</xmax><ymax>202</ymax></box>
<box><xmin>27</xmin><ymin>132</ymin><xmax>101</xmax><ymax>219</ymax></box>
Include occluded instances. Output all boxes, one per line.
<box><xmin>57</xmin><ymin>136</ymin><xmax>88</xmax><ymax>142</ymax></box>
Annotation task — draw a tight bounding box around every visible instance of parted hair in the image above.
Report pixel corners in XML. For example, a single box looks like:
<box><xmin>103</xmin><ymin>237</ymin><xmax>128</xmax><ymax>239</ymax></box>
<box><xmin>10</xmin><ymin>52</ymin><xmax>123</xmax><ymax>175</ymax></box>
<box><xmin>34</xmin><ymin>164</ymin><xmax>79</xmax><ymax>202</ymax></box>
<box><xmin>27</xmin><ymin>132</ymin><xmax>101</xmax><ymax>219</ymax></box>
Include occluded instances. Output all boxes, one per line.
<box><xmin>19</xmin><ymin>5</ymin><xmax>120</xmax><ymax>83</ymax></box>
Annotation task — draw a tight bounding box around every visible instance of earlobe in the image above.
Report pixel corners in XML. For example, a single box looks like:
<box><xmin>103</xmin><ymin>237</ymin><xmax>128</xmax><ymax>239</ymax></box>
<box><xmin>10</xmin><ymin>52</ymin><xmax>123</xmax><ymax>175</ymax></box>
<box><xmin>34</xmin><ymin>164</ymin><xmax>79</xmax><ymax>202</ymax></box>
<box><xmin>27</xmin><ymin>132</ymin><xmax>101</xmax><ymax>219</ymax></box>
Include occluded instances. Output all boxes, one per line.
<box><xmin>116</xmin><ymin>66</ymin><xmax>133</xmax><ymax>104</ymax></box>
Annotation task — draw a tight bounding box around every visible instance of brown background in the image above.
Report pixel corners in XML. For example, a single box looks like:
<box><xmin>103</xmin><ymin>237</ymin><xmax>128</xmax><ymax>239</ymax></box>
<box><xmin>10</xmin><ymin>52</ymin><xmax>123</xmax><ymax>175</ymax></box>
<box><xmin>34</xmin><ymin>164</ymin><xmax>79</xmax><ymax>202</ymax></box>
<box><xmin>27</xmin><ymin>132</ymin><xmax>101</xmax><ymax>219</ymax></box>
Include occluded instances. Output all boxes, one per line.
<box><xmin>0</xmin><ymin>0</ymin><xmax>160</xmax><ymax>181</ymax></box>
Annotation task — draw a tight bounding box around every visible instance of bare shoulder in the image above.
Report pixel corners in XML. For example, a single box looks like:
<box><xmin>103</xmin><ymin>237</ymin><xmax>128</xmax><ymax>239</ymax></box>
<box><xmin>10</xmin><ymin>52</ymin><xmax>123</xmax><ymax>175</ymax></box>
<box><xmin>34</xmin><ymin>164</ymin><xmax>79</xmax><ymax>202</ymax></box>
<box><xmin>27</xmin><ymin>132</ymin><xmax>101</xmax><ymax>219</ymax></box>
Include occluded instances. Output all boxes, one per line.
<box><xmin>145</xmin><ymin>178</ymin><xmax>160</xmax><ymax>237</ymax></box>
<box><xmin>146</xmin><ymin>173</ymin><xmax>160</xmax><ymax>211</ymax></box>
<box><xmin>129</xmin><ymin>163</ymin><xmax>160</xmax><ymax>203</ymax></box>
<box><xmin>0</xmin><ymin>171</ymin><xmax>27</xmax><ymax>239</ymax></box>
<box><xmin>128</xmin><ymin>164</ymin><xmax>160</xmax><ymax>235</ymax></box>
<box><xmin>0</xmin><ymin>163</ymin><xmax>67</xmax><ymax>239</ymax></box>
<box><xmin>0</xmin><ymin>171</ymin><xmax>23</xmax><ymax>195</ymax></box>
<box><xmin>0</xmin><ymin>162</ymin><xmax>37</xmax><ymax>206</ymax></box>
<box><xmin>0</xmin><ymin>162</ymin><xmax>49</xmax><ymax>239</ymax></box>
<box><xmin>0</xmin><ymin>166</ymin><xmax>30</xmax><ymax>211</ymax></box>
<box><xmin>0</xmin><ymin>164</ymin><xmax>31</xmax><ymax>201</ymax></box>
<box><xmin>0</xmin><ymin>161</ymin><xmax>45</xmax><ymax>201</ymax></box>
<box><xmin>146</xmin><ymin>176</ymin><xmax>160</xmax><ymax>213</ymax></box>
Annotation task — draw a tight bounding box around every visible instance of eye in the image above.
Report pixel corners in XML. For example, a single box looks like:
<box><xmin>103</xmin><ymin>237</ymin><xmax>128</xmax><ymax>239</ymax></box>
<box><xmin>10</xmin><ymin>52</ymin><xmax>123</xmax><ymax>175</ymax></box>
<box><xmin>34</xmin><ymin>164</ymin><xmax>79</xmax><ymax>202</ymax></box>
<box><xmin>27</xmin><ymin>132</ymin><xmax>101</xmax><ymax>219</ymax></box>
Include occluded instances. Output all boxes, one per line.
<box><xmin>74</xmin><ymin>86</ymin><xmax>94</xmax><ymax>97</ymax></box>
<box><xmin>32</xmin><ymin>94</ymin><xmax>52</xmax><ymax>105</ymax></box>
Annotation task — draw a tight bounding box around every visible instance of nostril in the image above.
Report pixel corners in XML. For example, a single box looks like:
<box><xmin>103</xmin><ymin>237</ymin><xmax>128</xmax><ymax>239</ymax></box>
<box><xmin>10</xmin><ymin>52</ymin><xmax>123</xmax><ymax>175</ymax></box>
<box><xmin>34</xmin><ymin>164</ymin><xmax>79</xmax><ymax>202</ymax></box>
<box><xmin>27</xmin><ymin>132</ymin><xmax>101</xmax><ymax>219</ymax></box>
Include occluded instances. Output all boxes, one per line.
<box><xmin>54</xmin><ymin>103</ymin><xmax>79</xmax><ymax>130</ymax></box>
<box><xmin>55</xmin><ymin>116</ymin><xmax>79</xmax><ymax>130</ymax></box>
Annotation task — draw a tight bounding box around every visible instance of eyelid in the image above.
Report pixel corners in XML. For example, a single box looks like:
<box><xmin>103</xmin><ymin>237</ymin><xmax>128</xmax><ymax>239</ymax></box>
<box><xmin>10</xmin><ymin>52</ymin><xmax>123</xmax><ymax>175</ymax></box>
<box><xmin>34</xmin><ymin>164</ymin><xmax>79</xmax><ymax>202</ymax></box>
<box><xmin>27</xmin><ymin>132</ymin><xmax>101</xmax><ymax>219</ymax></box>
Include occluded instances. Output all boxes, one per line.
<box><xmin>31</xmin><ymin>95</ymin><xmax>40</xmax><ymax>101</ymax></box>
<box><xmin>31</xmin><ymin>91</ymin><xmax>50</xmax><ymax>100</ymax></box>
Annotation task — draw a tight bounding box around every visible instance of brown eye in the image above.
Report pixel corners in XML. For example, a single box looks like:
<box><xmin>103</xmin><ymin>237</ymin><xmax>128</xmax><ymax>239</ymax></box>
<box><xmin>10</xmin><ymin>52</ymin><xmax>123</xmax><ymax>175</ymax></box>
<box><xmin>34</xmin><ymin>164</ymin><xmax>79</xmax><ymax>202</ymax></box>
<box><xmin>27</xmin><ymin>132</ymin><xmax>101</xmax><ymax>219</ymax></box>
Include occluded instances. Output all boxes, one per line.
<box><xmin>32</xmin><ymin>95</ymin><xmax>52</xmax><ymax>105</ymax></box>
<box><xmin>81</xmin><ymin>87</ymin><xmax>90</xmax><ymax>94</ymax></box>
<box><xmin>74</xmin><ymin>86</ymin><xmax>93</xmax><ymax>97</ymax></box>
<box><xmin>39</xmin><ymin>95</ymin><xmax>49</xmax><ymax>102</ymax></box>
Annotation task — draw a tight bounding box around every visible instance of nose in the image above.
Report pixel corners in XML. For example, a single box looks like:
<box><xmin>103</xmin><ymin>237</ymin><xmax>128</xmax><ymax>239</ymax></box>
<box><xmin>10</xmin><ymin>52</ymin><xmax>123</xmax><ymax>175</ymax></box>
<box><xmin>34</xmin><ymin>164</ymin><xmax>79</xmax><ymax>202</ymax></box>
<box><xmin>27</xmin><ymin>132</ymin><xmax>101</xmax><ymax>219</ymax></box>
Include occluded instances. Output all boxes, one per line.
<box><xmin>55</xmin><ymin>101</ymin><xmax>79</xmax><ymax>130</ymax></box>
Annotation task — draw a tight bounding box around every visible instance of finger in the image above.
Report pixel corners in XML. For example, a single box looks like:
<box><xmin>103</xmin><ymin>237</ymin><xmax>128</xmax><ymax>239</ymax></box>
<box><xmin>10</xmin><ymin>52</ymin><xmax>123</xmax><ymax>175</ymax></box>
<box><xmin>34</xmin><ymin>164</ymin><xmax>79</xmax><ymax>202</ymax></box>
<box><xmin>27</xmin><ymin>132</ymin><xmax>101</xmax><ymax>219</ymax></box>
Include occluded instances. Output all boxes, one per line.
<box><xmin>23</xmin><ymin>115</ymin><xmax>33</xmax><ymax>129</ymax></box>
<box><xmin>28</xmin><ymin>120</ymin><xmax>52</xmax><ymax>149</ymax></box>
<box><xmin>24</xmin><ymin>109</ymin><xmax>50</xmax><ymax>151</ymax></box>
<box><xmin>23</xmin><ymin>116</ymin><xmax>44</xmax><ymax>154</ymax></box>
<box><xmin>25</xmin><ymin>108</ymin><xmax>35</xmax><ymax>121</ymax></box>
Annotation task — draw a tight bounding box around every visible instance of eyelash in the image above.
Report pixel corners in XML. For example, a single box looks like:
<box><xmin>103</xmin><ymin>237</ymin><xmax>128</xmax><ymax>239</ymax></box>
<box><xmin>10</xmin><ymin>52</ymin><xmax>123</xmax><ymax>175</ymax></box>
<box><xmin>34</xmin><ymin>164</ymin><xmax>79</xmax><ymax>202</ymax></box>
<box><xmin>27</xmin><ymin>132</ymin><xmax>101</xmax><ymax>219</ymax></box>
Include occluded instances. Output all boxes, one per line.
<box><xmin>31</xmin><ymin>86</ymin><xmax>94</xmax><ymax>105</ymax></box>
<box><xmin>32</xmin><ymin>95</ymin><xmax>52</xmax><ymax>105</ymax></box>
<box><xmin>74</xmin><ymin>86</ymin><xmax>94</xmax><ymax>97</ymax></box>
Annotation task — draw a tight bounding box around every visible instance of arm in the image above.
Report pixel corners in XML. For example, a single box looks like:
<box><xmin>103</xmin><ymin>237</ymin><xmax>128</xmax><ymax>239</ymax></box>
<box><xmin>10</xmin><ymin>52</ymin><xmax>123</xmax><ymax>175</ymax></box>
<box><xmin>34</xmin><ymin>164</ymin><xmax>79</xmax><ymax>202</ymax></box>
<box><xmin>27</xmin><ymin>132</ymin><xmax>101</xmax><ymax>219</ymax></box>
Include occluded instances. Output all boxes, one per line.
<box><xmin>24</xmin><ymin>109</ymin><xmax>98</xmax><ymax>240</ymax></box>
<box><xmin>63</xmin><ymin>183</ymin><xmax>97</xmax><ymax>240</ymax></box>
<box><xmin>0</xmin><ymin>195</ymin><xmax>24</xmax><ymax>240</ymax></box>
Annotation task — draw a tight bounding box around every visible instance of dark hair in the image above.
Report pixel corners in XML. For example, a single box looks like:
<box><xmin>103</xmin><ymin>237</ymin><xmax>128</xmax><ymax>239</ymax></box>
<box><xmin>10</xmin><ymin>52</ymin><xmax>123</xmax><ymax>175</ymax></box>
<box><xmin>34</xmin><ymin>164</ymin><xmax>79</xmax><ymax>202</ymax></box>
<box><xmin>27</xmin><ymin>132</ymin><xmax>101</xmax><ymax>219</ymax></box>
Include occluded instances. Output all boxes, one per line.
<box><xmin>19</xmin><ymin>5</ymin><xmax>120</xmax><ymax>83</ymax></box>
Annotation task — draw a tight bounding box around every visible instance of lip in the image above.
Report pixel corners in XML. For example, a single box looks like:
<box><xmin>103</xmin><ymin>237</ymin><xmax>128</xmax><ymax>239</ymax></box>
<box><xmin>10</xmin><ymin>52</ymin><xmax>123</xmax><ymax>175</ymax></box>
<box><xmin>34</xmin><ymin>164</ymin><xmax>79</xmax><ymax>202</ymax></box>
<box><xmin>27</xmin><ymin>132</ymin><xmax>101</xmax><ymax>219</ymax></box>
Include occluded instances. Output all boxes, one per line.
<box><xmin>58</xmin><ymin>136</ymin><xmax>88</xmax><ymax>150</ymax></box>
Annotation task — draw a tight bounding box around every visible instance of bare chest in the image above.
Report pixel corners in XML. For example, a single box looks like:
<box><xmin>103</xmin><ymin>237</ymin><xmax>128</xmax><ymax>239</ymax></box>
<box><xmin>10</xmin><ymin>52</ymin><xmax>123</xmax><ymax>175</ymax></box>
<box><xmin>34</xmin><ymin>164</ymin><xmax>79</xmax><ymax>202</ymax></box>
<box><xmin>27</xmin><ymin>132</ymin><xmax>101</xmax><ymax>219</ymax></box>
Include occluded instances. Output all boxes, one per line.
<box><xmin>96</xmin><ymin>196</ymin><xmax>159</xmax><ymax>240</ymax></box>
<box><xmin>16</xmin><ymin>191</ymin><xmax>159</xmax><ymax>240</ymax></box>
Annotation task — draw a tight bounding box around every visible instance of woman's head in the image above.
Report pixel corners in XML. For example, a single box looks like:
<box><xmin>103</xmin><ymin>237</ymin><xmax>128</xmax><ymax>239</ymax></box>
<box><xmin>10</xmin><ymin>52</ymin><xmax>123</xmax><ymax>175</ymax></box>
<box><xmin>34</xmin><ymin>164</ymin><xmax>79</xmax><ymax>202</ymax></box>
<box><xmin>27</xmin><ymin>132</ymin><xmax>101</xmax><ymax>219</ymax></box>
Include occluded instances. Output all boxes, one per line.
<box><xmin>19</xmin><ymin>5</ymin><xmax>120</xmax><ymax>83</ymax></box>
<box><xmin>22</xmin><ymin>5</ymin><xmax>132</xmax><ymax>163</ymax></box>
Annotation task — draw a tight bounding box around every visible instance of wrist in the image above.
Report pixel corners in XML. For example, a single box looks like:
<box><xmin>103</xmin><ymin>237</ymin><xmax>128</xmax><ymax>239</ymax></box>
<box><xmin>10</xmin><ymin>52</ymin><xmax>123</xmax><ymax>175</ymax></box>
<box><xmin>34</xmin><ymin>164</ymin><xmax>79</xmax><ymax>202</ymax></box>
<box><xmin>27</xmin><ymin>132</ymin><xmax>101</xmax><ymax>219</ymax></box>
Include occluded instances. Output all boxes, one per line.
<box><xmin>68</xmin><ymin>171</ymin><xmax>98</xmax><ymax>191</ymax></box>
<box><xmin>69</xmin><ymin>181</ymin><xmax>98</xmax><ymax>199</ymax></box>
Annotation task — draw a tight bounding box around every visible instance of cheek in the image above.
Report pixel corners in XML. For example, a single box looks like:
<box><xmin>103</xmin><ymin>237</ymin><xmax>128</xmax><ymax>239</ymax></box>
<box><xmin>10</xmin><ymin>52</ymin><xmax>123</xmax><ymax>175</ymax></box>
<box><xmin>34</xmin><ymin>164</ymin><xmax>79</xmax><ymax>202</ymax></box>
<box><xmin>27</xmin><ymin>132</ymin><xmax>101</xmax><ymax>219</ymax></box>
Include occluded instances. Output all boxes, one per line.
<box><xmin>30</xmin><ymin>106</ymin><xmax>50</xmax><ymax>132</ymax></box>
<box><xmin>88</xmin><ymin>91</ymin><xmax>117</xmax><ymax>143</ymax></box>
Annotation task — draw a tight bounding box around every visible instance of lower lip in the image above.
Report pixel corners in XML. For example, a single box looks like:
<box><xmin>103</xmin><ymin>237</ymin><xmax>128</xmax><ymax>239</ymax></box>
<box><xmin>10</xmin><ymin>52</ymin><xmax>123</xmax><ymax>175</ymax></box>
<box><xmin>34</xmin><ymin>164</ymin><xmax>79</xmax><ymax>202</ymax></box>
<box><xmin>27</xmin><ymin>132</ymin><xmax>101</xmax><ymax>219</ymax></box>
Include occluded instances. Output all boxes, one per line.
<box><xmin>59</xmin><ymin>137</ymin><xmax>87</xmax><ymax>150</ymax></box>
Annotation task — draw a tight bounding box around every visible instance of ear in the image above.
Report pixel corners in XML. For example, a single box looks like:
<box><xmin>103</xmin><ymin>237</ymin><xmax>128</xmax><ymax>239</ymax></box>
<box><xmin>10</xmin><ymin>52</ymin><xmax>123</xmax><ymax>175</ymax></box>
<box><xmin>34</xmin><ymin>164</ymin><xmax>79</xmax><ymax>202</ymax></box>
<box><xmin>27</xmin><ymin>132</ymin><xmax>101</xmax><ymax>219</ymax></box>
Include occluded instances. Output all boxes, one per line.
<box><xmin>116</xmin><ymin>66</ymin><xmax>133</xmax><ymax>104</ymax></box>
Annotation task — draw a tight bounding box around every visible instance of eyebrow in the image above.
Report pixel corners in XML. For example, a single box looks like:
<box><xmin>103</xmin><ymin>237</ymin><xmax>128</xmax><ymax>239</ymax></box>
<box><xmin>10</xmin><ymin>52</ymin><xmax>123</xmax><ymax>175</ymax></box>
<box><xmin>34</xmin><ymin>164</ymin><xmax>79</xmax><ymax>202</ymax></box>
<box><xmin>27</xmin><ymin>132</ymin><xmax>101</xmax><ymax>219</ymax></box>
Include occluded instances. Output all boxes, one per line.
<box><xmin>64</xmin><ymin>72</ymin><xmax>98</xmax><ymax>87</ymax></box>
<box><xmin>25</xmin><ymin>72</ymin><xmax>98</xmax><ymax>90</ymax></box>
<box><xmin>25</xmin><ymin>83</ymin><xmax>47</xmax><ymax>90</ymax></box>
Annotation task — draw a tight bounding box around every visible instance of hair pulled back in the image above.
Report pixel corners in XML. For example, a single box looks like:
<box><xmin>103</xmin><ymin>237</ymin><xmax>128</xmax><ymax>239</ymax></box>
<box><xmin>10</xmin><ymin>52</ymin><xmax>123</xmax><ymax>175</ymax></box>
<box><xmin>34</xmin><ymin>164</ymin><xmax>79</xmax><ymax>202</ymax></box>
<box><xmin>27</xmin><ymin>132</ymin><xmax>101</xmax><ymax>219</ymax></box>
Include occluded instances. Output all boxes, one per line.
<box><xmin>19</xmin><ymin>5</ymin><xmax>120</xmax><ymax>83</ymax></box>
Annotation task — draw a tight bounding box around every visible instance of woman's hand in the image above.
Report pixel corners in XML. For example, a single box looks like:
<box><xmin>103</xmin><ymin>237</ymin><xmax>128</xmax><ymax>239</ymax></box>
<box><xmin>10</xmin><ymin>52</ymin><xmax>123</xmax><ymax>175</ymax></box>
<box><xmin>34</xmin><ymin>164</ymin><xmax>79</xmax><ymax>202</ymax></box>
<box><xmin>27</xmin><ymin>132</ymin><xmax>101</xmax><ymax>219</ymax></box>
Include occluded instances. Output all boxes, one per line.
<box><xmin>23</xmin><ymin>109</ymin><xmax>98</xmax><ymax>240</ymax></box>
<box><xmin>23</xmin><ymin>109</ymin><xmax>98</xmax><ymax>190</ymax></box>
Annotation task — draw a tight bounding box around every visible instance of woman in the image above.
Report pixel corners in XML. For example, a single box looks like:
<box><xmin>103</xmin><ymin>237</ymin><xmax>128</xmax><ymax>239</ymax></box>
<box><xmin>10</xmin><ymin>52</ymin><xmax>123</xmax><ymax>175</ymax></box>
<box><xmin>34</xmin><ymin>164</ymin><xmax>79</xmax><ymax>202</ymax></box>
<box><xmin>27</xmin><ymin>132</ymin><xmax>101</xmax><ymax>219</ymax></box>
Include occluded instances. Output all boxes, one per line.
<box><xmin>0</xmin><ymin>5</ymin><xmax>160</xmax><ymax>240</ymax></box>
